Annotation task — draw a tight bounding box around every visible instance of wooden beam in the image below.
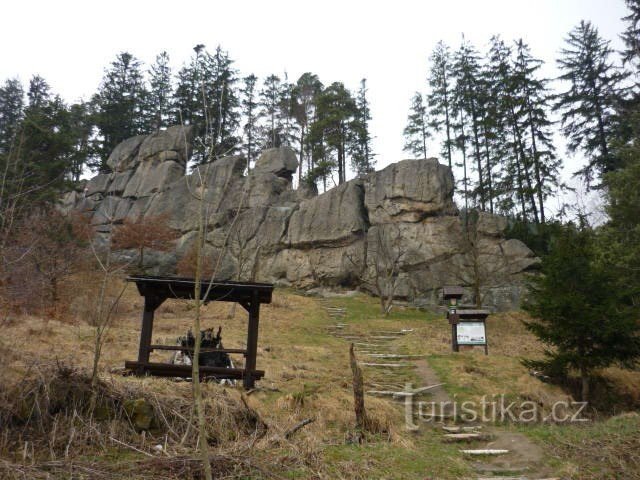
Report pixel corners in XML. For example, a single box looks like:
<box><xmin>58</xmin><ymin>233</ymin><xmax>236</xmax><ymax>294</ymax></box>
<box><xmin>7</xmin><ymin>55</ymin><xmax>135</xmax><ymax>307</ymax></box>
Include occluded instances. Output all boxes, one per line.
<box><xmin>136</xmin><ymin>295</ymin><xmax>166</xmax><ymax>374</ymax></box>
<box><xmin>243</xmin><ymin>290</ymin><xmax>260</xmax><ymax>389</ymax></box>
<box><xmin>149</xmin><ymin>345</ymin><xmax>247</xmax><ymax>355</ymax></box>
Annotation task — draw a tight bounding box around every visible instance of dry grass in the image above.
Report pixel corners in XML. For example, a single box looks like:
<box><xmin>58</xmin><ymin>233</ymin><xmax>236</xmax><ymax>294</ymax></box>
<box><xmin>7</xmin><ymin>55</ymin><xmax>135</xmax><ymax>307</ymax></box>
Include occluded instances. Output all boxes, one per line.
<box><xmin>1</xmin><ymin>278</ymin><xmax>639</xmax><ymax>479</ymax></box>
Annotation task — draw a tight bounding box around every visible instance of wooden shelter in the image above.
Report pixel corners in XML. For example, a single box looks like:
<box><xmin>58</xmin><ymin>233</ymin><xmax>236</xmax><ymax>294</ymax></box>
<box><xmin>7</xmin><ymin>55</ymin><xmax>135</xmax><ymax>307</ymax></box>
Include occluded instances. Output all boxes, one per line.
<box><xmin>124</xmin><ymin>275</ymin><xmax>274</xmax><ymax>389</ymax></box>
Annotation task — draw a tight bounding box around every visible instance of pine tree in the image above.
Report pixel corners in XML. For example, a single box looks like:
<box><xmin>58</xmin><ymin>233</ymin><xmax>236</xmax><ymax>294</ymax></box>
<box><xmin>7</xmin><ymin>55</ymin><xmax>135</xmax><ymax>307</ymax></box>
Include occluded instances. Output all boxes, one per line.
<box><xmin>402</xmin><ymin>92</ymin><xmax>430</xmax><ymax>159</ymax></box>
<box><xmin>312</xmin><ymin>82</ymin><xmax>357</xmax><ymax>185</ymax></box>
<box><xmin>93</xmin><ymin>52</ymin><xmax>149</xmax><ymax>169</ymax></box>
<box><xmin>427</xmin><ymin>41</ymin><xmax>454</xmax><ymax>169</ymax></box>
<box><xmin>292</xmin><ymin>72</ymin><xmax>323</xmax><ymax>183</ymax></box>
<box><xmin>259</xmin><ymin>74</ymin><xmax>283</xmax><ymax>148</ymax></box>
<box><xmin>240</xmin><ymin>74</ymin><xmax>259</xmax><ymax>169</ymax></box>
<box><xmin>556</xmin><ymin>20</ymin><xmax>624</xmax><ymax>183</ymax></box>
<box><xmin>350</xmin><ymin>78</ymin><xmax>375</xmax><ymax>176</ymax></box>
<box><xmin>279</xmin><ymin>72</ymin><xmax>297</xmax><ymax>148</ymax></box>
<box><xmin>147</xmin><ymin>51</ymin><xmax>173</xmax><ymax>131</ymax></box>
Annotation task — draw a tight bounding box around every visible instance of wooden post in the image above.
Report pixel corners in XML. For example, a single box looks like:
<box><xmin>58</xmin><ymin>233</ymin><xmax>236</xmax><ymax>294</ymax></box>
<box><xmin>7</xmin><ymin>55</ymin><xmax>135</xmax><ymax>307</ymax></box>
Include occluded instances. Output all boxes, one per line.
<box><xmin>137</xmin><ymin>295</ymin><xmax>164</xmax><ymax>374</ymax></box>
<box><xmin>243</xmin><ymin>290</ymin><xmax>260</xmax><ymax>389</ymax></box>
<box><xmin>484</xmin><ymin>320</ymin><xmax>489</xmax><ymax>355</ymax></box>
<box><xmin>350</xmin><ymin>343</ymin><xmax>367</xmax><ymax>440</ymax></box>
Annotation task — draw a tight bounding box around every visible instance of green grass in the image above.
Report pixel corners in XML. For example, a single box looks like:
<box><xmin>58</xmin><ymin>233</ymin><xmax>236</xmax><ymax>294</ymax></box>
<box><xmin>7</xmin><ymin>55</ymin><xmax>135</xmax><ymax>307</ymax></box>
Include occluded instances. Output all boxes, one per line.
<box><xmin>517</xmin><ymin>413</ymin><xmax>640</xmax><ymax>479</ymax></box>
<box><xmin>322</xmin><ymin>433</ymin><xmax>471</xmax><ymax>480</ymax></box>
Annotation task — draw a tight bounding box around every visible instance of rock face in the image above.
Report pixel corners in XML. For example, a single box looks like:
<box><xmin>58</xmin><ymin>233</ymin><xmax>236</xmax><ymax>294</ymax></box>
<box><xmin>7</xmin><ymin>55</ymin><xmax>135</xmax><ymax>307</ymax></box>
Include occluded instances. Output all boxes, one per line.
<box><xmin>63</xmin><ymin>128</ymin><xmax>538</xmax><ymax>310</ymax></box>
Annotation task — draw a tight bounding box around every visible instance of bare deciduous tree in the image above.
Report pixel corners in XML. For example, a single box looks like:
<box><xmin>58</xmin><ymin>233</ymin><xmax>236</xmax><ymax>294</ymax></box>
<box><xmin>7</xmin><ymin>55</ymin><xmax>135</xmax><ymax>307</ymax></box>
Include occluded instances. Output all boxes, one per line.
<box><xmin>451</xmin><ymin>210</ymin><xmax>524</xmax><ymax>307</ymax></box>
<box><xmin>112</xmin><ymin>213</ymin><xmax>178</xmax><ymax>270</ymax></box>
<box><xmin>348</xmin><ymin>222</ymin><xmax>407</xmax><ymax>315</ymax></box>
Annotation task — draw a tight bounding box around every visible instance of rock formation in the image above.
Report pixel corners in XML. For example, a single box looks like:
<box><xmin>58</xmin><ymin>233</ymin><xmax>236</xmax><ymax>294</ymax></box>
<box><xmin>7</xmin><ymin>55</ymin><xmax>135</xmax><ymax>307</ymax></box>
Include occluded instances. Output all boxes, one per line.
<box><xmin>61</xmin><ymin>126</ymin><xmax>538</xmax><ymax>310</ymax></box>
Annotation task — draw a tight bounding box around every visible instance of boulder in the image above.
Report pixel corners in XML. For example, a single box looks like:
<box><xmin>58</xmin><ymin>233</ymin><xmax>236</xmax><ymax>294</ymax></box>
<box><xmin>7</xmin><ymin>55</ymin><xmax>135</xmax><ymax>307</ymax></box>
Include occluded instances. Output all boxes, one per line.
<box><xmin>106</xmin><ymin>135</ymin><xmax>145</xmax><ymax>172</ymax></box>
<box><xmin>364</xmin><ymin>158</ymin><xmax>456</xmax><ymax>224</ymax></box>
<box><xmin>253</xmin><ymin>147</ymin><xmax>298</xmax><ymax>179</ymax></box>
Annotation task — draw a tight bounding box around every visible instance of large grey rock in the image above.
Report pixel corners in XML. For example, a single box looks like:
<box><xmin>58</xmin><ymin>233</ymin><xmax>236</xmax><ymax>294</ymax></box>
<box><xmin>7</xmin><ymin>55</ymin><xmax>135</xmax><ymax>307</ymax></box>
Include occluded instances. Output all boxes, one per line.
<box><xmin>364</xmin><ymin>158</ymin><xmax>456</xmax><ymax>224</ymax></box>
<box><xmin>287</xmin><ymin>180</ymin><xmax>367</xmax><ymax>248</ymax></box>
<box><xmin>123</xmin><ymin>160</ymin><xmax>185</xmax><ymax>198</ymax></box>
<box><xmin>253</xmin><ymin>147</ymin><xmax>298</xmax><ymax>179</ymax></box>
<box><xmin>86</xmin><ymin>173</ymin><xmax>112</xmax><ymax>197</ymax></box>
<box><xmin>137</xmin><ymin>125</ymin><xmax>194</xmax><ymax>166</ymax></box>
<box><xmin>68</xmin><ymin>129</ymin><xmax>538</xmax><ymax>310</ymax></box>
<box><xmin>107</xmin><ymin>170</ymin><xmax>133</xmax><ymax>195</ymax></box>
<box><xmin>106</xmin><ymin>135</ymin><xmax>145</xmax><ymax>172</ymax></box>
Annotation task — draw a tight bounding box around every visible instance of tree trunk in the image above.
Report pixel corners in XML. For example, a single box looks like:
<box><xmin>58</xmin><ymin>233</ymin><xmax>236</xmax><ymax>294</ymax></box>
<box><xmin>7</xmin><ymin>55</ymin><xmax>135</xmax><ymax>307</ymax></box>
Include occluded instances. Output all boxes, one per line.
<box><xmin>580</xmin><ymin>366</ymin><xmax>590</xmax><ymax>402</ymax></box>
<box><xmin>481</xmin><ymin>118</ymin><xmax>494</xmax><ymax>214</ymax></box>
<box><xmin>443</xmin><ymin>67</ymin><xmax>453</xmax><ymax>169</ymax></box>
<box><xmin>459</xmin><ymin>110</ymin><xmax>469</xmax><ymax>211</ymax></box>
<box><xmin>193</xmin><ymin>176</ymin><xmax>213</xmax><ymax>480</ymax></box>
<box><xmin>525</xmin><ymin>96</ymin><xmax>545</xmax><ymax>224</ymax></box>
<box><xmin>298</xmin><ymin>126</ymin><xmax>305</xmax><ymax>184</ymax></box>
<box><xmin>470</xmin><ymin>103</ymin><xmax>485</xmax><ymax>211</ymax></box>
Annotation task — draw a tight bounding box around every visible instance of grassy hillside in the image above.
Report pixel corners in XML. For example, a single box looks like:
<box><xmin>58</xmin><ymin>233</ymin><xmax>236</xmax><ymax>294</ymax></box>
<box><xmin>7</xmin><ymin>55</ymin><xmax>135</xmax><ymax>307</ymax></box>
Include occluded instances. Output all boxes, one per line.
<box><xmin>1</xmin><ymin>283</ymin><xmax>639</xmax><ymax>479</ymax></box>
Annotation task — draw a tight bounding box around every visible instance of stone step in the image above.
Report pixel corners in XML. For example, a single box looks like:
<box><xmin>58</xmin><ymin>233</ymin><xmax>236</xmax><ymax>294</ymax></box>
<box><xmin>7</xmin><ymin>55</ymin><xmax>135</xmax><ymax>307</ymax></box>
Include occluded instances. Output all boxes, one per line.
<box><xmin>362</xmin><ymin>362</ymin><xmax>414</xmax><ymax>368</ymax></box>
<box><xmin>443</xmin><ymin>425</ymin><xmax>483</xmax><ymax>433</ymax></box>
<box><xmin>442</xmin><ymin>433</ymin><xmax>491</xmax><ymax>443</ymax></box>
<box><xmin>365</xmin><ymin>353</ymin><xmax>426</xmax><ymax>359</ymax></box>
<box><xmin>461</xmin><ymin>449</ymin><xmax>509</xmax><ymax>456</ymax></box>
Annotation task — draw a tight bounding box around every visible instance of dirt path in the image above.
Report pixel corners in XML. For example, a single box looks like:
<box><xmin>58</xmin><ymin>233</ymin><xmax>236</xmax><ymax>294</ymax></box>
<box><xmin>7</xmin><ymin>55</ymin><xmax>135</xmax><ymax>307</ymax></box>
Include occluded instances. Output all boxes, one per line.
<box><xmin>413</xmin><ymin>356</ymin><xmax>557</xmax><ymax>480</ymax></box>
<box><xmin>319</xmin><ymin>299</ymin><xmax>557</xmax><ymax>479</ymax></box>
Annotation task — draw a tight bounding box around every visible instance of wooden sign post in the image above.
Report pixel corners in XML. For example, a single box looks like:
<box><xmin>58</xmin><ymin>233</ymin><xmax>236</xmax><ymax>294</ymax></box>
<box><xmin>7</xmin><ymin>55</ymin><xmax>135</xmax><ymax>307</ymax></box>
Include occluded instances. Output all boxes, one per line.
<box><xmin>443</xmin><ymin>286</ymin><xmax>490</xmax><ymax>355</ymax></box>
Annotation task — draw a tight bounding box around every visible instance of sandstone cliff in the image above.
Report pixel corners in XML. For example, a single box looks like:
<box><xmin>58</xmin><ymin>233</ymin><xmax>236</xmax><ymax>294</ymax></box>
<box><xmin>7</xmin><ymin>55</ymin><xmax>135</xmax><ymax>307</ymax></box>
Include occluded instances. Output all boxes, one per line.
<box><xmin>61</xmin><ymin>126</ymin><xmax>538</xmax><ymax>309</ymax></box>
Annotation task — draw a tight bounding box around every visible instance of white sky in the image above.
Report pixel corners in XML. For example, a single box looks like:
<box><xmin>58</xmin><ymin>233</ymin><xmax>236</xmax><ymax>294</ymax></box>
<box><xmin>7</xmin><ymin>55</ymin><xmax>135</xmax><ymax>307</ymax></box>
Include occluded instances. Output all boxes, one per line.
<box><xmin>0</xmin><ymin>0</ymin><xmax>630</xmax><ymax>217</ymax></box>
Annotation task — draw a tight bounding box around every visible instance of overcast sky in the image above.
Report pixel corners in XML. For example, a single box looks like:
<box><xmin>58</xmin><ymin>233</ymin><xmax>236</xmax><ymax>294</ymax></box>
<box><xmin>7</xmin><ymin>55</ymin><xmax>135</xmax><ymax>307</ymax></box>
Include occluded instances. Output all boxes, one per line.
<box><xmin>0</xmin><ymin>0</ymin><xmax>631</xmax><ymax>214</ymax></box>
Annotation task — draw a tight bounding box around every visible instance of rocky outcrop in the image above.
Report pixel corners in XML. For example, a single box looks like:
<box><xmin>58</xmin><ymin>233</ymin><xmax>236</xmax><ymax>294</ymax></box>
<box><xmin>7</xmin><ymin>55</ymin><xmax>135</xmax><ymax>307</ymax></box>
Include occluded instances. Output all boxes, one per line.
<box><xmin>63</xmin><ymin>128</ymin><xmax>538</xmax><ymax>310</ymax></box>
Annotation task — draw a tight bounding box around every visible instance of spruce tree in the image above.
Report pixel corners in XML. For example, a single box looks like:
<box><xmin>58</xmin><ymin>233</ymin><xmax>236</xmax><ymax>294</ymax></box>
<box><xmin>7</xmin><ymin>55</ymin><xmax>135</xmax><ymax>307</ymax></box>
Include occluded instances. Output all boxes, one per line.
<box><xmin>241</xmin><ymin>74</ymin><xmax>259</xmax><ymax>169</ymax></box>
<box><xmin>513</xmin><ymin>40</ymin><xmax>562</xmax><ymax>224</ymax></box>
<box><xmin>487</xmin><ymin>37</ymin><xmax>537</xmax><ymax>221</ymax></box>
<box><xmin>67</xmin><ymin>101</ymin><xmax>92</xmax><ymax>182</ymax></box>
<box><xmin>427</xmin><ymin>41</ymin><xmax>454</xmax><ymax>169</ymax></box>
<box><xmin>0</xmin><ymin>78</ymin><xmax>24</xmax><ymax>155</ymax></box>
<box><xmin>93</xmin><ymin>52</ymin><xmax>149</xmax><ymax>169</ymax></box>
<box><xmin>621</xmin><ymin>0</ymin><xmax>640</xmax><ymax>69</ymax></box>
<box><xmin>174</xmin><ymin>51</ymin><xmax>205</xmax><ymax>161</ymax></box>
<box><xmin>350</xmin><ymin>78</ymin><xmax>375</xmax><ymax>176</ymax></box>
<box><xmin>203</xmin><ymin>46</ymin><xmax>240</xmax><ymax>158</ymax></box>
<box><xmin>402</xmin><ymin>92</ymin><xmax>430</xmax><ymax>159</ymax></box>
<box><xmin>147</xmin><ymin>51</ymin><xmax>173</xmax><ymax>131</ymax></box>
<box><xmin>523</xmin><ymin>222</ymin><xmax>640</xmax><ymax>401</ymax></box>
<box><xmin>21</xmin><ymin>75</ymin><xmax>75</xmax><ymax>203</ymax></box>
<box><xmin>556</xmin><ymin>20</ymin><xmax>624</xmax><ymax>183</ymax></box>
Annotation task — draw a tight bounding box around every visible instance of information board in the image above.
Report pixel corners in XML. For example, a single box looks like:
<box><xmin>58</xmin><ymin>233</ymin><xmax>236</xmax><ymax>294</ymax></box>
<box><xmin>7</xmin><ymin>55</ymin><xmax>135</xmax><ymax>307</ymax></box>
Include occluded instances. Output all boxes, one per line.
<box><xmin>456</xmin><ymin>321</ymin><xmax>486</xmax><ymax>345</ymax></box>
